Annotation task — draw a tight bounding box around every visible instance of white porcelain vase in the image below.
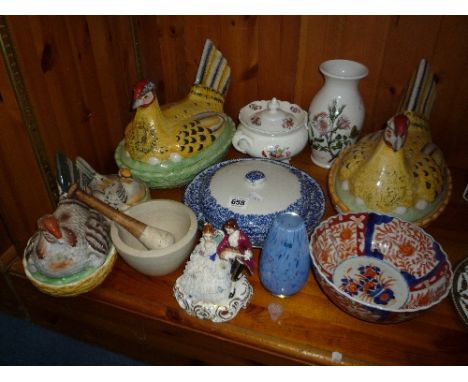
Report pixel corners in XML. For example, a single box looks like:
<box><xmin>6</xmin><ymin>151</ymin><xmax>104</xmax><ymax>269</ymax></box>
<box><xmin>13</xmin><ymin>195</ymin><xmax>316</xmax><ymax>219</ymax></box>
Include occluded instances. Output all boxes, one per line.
<box><xmin>308</xmin><ymin>59</ymin><xmax>368</xmax><ymax>168</ymax></box>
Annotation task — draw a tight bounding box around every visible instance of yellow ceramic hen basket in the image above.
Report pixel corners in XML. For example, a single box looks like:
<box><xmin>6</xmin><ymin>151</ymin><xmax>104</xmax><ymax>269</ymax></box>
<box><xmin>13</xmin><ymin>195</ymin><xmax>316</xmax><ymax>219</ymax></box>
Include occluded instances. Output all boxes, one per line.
<box><xmin>327</xmin><ymin>59</ymin><xmax>452</xmax><ymax>228</ymax></box>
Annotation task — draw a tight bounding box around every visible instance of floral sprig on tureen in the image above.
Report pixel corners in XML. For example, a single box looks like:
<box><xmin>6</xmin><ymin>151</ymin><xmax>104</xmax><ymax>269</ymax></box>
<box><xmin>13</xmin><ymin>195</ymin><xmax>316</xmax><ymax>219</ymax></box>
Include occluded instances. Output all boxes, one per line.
<box><xmin>248</xmin><ymin>103</ymin><xmax>262</xmax><ymax>111</ymax></box>
<box><xmin>282</xmin><ymin>117</ymin><xmax>294</xmax><ymax>130</ymax></box>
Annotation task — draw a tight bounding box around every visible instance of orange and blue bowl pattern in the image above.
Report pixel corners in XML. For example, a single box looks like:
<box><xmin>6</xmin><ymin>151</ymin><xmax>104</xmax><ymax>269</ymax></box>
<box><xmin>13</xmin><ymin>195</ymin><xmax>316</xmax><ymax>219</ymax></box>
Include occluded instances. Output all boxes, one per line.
<box><xmin>309</xmin><ymin>212</ymin><xmax>453</xmax><ymax>323</ymax></box>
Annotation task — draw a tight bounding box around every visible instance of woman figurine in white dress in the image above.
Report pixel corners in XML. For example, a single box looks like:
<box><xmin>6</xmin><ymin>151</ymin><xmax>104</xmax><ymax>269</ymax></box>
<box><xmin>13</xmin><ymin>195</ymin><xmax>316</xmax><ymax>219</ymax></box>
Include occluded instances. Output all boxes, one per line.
<box><xmin>176</xmin><ymin>223</ymin><xmax>232</xmax><ymax>304</ymax></box>
<box><xmin>174</xmin><ymin>221</ymin><xmax>254</xmax><ymax>322</ymax></box>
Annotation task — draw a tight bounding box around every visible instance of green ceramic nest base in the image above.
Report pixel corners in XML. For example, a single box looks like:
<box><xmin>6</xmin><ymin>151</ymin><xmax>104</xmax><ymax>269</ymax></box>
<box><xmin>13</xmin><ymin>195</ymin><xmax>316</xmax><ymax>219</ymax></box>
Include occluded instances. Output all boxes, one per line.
<box><xmin>24</xmin><ymin>246</ymin><xmax>116</xmax><ymax>286</ymax></box>
<box><xmin>115</xmin><ymin>117</ymin><xmax>235</xmax><ymax>189</ymax></box>
<box><xmin>28</xmin><ymin>265</ymin><xmax>99</xmax><ymax>285</ymax></box>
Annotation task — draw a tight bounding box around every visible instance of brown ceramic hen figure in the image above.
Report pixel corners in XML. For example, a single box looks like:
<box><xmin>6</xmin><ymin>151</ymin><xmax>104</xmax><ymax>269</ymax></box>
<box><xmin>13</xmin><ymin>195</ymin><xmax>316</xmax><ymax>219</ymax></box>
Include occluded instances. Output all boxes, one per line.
<box><xmin>25</xmin><ymin>197</ymin><xmax>111</xmax><ymax>279</ymax></box>
<box><xmin>333</xmin><ymin>59</ymin><xmax>450</xmax><ymax>218</ymax></box>
<box><xmin>124</xmin><ymin>39</ymin><xmax>230</xmax><ymax>164</ymax></box>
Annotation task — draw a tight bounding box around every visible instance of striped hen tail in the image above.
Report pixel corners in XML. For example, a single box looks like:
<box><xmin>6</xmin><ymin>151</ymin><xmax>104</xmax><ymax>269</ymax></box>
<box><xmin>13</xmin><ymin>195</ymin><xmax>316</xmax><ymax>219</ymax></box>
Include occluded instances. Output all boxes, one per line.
<box><xmin>194</xmin><ymin>39</ymin><xmax>231</xmax><ymax>97</ymax></box>
<box><xmin>397</xmin><ymin>59</ymin><xmax>437</xmax><ymax>119</ymax></box>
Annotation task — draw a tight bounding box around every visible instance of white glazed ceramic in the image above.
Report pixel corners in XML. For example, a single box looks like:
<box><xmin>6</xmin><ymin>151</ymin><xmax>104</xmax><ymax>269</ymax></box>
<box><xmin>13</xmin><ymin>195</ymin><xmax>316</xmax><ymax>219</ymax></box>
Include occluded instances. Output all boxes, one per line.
<box><xmin>173</xmin><ymin>227</ymin><xmax>253</xmax><ymax>323</ymax></box>
<box><xmin>332</xmin><ymin>256</ymin><xmax>410</xmax><ymax>310</ymax></box>
<box><xmin>183</xmin><ymin>158</ymin><xmax>325</xmax><ymax>247</ymax></box>
<box><xmin>110</xmin><ymin>199</ymin><xmax>198</xmax><ymax>276</ymax></box>
<box><xmin>308</xmin><ymin>59</ymin><xmax>368</xmax><ymax>168</ymax></box>
<box><xmin>233</xmin><ymin>98</ymin><xmax>308</xmax><ymax>162</ymax></box>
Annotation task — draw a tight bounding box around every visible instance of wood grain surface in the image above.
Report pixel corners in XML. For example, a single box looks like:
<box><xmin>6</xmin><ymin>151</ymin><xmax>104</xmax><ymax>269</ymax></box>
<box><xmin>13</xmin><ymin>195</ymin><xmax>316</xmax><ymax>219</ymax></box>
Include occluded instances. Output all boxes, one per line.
<box><xmin>1</xmin><ymin>16</ymin><xmax>468</xmax><ymax>364</ymax></box>
<box><xmin>2</xmin><ymin>15</ymin><xmax>468</xmax><ymax>251</ymax></box>
<box><xmin>6</xmin><ymin>147</ymin><xmax>468</xmax><ymax>365</ymax></box>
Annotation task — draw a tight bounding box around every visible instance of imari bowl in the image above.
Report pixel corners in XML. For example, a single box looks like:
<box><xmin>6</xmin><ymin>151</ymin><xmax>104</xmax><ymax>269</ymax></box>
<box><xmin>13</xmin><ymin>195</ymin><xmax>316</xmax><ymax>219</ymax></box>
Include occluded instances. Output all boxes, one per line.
<box><xmin>309</xmin><ymin>212</ymin><xmax>453</xmax><ymax>323</ymax></box>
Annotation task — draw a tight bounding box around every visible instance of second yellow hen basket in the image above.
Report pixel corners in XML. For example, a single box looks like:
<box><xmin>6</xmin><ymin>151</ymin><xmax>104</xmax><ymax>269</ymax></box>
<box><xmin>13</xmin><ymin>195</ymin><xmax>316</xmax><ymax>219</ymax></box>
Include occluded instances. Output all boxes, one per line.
<box><xmin>327</xmin><ymin>59</ymin><xmax>452</xmax><ymax>227</ymax></box>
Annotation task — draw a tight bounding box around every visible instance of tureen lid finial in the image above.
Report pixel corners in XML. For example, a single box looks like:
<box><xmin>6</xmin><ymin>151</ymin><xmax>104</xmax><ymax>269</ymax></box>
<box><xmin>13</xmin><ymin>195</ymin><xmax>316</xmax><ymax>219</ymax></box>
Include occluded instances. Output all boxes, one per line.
<box><xmin>267</xmin><ymin>98</ymin><xmax>280</xmax><ymax>112</ymax></box>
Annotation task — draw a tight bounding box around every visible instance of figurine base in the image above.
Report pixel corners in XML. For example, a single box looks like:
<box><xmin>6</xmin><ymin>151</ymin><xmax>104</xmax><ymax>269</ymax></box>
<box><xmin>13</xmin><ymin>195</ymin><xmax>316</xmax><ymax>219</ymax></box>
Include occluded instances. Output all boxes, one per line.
<box><xmin>173</xmin><ymin>275</ymin><xmax>253</xmax><ymax>323</ymax></box>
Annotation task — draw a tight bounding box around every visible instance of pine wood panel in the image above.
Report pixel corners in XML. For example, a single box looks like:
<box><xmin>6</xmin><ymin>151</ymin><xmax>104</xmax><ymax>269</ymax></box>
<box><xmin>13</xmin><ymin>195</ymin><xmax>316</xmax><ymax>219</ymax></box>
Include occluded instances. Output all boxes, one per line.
<box><xmin>7</xmin><ymin>15</ymin><xmax>138</xmax><ymax>174</ymax></box>
<box><xmin>294</xmin><ymin>16</ymin><xmax>392</xmax><ymax>135</ymax></box>
<box><xmin>1</xmin><ymin>15</ymin><xmax>466</xmax><ymax>366</ymax></box>
<box><xmin>430</xmin><ymin>16</ymin><xmax>468</xmax><ymax>168</ymax></box>
<box><xmin>370</xmin><ymin>16</ymin><xmax>443</xmax><ymax>133</ymax></box>
<box><xmin>257</xmin><ymin>16</ymin><xmax>301</xmax><ymax>101</ymax></box>
<box><xmin>133</xmin><ymin>16</ymin><xmax>167</xmax><ymax>103</ymax></box>
<box><xmin>0</xmin><ymin>49</ymin><xmax>53</xmax><ymax>250</ymax></box>
<box><xmin>1</xmin><ymin>14</ymin><xmax>468</xmax><ymax>263</ymax></box>
<box><xmin>153</xmin><ymin>16</ymin><xmax>188</xmax><ymax>102</ymax></box>
<box><xmin>131</xmin><ymin>15</ymin><xmax>468</xmax><ymax>169</ymax></box>
<box><xmin>204</xmin><ymin>15</ymin><xmax>258</xmax><ymax>118</ymax></box>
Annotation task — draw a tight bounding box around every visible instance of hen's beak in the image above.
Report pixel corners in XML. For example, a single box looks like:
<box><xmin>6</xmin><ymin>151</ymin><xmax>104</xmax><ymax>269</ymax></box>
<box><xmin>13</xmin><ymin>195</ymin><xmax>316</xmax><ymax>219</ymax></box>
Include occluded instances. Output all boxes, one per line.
<box><xmin>392</xmin><ymin>114</ymin><xmax>409</xmax><ymax>151</ymax></box>
<box><xmin>392</xmin><ymin>135</ymin><xmax>405</xmax><ymax>151</ymax></box>
<box><xmin>38</xmin><ymin>216</ymin><xmax>62</xmax><ymax>239</ymax></box>
<box><xmin>132</xmin><ymin>98</ymin><xmax>143</xmax><ymax>110</ymax></box>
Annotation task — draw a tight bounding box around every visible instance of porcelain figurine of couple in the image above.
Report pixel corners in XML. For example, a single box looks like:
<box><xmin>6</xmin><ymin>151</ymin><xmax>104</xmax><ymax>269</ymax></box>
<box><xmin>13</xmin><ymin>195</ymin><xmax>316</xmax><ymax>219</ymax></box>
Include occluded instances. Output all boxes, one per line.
<box><xmin>174</xmin><ymin>219</ymin><xmax>254</xmax><ymax>322</ymax></box>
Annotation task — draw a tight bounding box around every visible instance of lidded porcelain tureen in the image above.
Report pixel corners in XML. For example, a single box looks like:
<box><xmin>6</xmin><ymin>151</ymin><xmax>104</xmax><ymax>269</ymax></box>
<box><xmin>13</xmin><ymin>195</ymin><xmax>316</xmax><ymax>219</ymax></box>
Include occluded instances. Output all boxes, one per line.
<box><xmin>232</xmin><ymin>98</ymin><xmax>308</xmax><ymax>162</ymax></box>
<box><xmin>184</xmin><ymin>158</ymin><xmax>325</xmax><ymax>247</ymax></box>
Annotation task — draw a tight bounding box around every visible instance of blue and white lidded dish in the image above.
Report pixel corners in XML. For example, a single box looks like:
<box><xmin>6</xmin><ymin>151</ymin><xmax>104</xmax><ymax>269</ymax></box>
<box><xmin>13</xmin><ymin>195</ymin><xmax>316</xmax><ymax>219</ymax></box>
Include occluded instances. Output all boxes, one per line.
<box><xmin>184</xmin><ymin>158</ymin><xmax>326</xmax><ymax>247</ymax></box>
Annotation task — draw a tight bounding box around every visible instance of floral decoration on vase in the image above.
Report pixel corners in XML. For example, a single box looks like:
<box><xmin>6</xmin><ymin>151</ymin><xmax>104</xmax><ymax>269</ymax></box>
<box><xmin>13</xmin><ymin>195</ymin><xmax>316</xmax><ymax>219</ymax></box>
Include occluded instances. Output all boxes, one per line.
<box><xmin>307</xmin><ymin>59</ymin><xmax>368</xmax><ymax>169</ymax></box>
<box><xmin>309</xmin><ymin>99</ymin><xmax>359</xmax><ymax>165</ymax></box>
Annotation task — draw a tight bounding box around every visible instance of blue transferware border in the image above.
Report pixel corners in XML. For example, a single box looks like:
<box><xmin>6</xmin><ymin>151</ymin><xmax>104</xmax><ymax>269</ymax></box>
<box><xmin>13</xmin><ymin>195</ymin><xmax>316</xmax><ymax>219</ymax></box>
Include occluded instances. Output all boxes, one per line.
<box><xmin>184</xmin><ymin>158</ymin><xmax>326</xmax><ymax>247</ymax></box>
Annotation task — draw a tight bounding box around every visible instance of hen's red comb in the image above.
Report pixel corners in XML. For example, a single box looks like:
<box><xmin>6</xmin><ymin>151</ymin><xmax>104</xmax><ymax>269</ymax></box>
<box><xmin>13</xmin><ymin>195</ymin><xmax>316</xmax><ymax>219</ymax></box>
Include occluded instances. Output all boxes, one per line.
<box><xmin>133</xmin><ymin>80</ymin><xmax>155</xmax><ymax>100</ymax></box>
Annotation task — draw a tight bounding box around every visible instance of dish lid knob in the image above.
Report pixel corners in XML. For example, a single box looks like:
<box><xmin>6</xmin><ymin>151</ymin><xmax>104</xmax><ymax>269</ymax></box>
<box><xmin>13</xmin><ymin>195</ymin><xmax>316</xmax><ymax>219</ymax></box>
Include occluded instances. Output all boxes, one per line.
<box><xmin>245</xmin><ymin>170</ymin><xmax>266</xmax><ymax>187</ymax></box>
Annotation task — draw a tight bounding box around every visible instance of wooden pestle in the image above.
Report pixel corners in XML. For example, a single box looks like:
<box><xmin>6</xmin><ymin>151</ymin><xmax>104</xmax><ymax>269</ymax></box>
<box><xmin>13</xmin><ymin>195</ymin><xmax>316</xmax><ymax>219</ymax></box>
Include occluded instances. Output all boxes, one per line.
<box><xmin>68</xmin><ymin>183</ymin><xmax>175</xmax><ymax>250</ymax></box>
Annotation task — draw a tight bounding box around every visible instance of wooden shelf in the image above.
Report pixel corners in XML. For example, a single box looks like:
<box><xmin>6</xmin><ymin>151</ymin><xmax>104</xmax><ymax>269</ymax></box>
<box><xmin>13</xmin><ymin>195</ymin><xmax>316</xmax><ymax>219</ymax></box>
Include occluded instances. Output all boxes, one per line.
<box><xmin>5</xmin><ymin>148</ymin><xmax>468</xmax><ymax>365</ymax></box>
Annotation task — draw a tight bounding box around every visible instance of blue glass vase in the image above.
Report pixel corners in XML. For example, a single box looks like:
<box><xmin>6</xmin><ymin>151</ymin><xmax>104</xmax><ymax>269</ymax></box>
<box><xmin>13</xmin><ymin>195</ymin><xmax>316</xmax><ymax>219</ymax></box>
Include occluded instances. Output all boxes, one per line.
<box><xmin>259</xmin><ymin>212</ymin><xmax>311</xmax><ymax>297</ymax></box>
